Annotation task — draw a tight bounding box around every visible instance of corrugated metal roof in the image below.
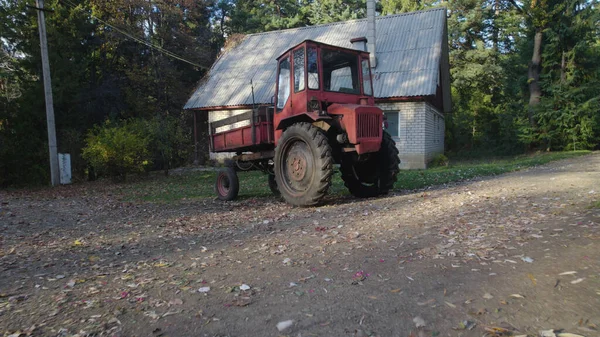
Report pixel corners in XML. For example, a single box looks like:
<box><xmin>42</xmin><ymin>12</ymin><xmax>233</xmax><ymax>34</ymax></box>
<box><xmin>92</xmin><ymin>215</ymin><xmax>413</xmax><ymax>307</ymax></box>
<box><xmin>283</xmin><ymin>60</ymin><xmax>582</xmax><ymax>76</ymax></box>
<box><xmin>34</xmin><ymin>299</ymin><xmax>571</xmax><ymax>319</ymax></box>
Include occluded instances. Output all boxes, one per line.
<box><xmin>184</xmin><ymin>8</ymin><xmax>448</xmax><ymax>110</ymax></box>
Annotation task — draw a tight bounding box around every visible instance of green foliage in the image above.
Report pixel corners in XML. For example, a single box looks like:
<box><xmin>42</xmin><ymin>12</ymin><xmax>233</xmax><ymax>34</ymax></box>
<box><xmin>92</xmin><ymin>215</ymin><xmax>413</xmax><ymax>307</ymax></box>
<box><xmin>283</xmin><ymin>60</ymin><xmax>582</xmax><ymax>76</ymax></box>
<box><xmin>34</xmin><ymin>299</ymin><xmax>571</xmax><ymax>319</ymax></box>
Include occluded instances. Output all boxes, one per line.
<box><xmin>429</xmin><ymin>154</ymin><xmax>449</xmax><ymax>168</ymax></box>
<box><xmin>0</xmin><ymin>0</ymin><xmax>212</xmax><ymax>186</ymax></box>
<box><xmin>82</xmin><ymin>120</ymin><xmax>151</xmax><ymax>181</ymax></box>
<box><xmin>446</xmin><ymin>0</ymin><xmax>600</xmax><ymax>155</ymax></box>
<box><xmin>146</xmin><ymin>115</ymin><xmax>192</xmax><ymax>173</ymax></box>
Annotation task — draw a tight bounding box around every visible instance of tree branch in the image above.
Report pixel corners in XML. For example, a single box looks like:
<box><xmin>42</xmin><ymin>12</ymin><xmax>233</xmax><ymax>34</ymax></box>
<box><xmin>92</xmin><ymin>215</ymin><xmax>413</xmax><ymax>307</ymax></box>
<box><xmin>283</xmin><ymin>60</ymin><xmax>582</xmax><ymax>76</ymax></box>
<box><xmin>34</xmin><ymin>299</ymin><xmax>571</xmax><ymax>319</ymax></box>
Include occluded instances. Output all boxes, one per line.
<box><xmin>506</xmin><ymin>0</ymin><xmax>532</xmax><ymax>18</ymax></box>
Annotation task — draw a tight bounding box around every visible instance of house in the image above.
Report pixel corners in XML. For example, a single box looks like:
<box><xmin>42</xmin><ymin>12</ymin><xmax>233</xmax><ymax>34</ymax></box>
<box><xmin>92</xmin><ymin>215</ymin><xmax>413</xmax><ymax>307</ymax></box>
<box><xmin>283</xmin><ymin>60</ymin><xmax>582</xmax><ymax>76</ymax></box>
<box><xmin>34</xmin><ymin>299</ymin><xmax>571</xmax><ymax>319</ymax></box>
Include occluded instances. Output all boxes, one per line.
<box><xmin>184</xmin><ymin>7</ymin><xmax>451</xmax><ymax>169</ymax></box>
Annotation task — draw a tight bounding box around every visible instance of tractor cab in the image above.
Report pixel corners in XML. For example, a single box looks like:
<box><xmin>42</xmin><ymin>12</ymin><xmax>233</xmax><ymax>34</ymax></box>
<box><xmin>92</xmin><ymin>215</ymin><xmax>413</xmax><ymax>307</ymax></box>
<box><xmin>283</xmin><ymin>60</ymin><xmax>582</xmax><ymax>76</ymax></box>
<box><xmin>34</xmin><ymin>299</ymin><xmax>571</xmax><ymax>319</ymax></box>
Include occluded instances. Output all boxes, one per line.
<box><xmin>274</xmin><ymin>40</ymin><xmax>382</xmax><ymax>154</ymax></box>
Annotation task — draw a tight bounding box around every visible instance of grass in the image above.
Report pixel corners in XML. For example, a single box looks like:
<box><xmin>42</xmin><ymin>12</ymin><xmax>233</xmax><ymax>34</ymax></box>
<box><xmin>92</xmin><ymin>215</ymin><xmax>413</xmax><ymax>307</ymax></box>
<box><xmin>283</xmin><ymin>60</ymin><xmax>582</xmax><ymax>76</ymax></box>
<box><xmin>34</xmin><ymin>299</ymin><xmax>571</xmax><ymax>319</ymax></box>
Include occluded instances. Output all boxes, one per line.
<box><xmin>117</xmin><ymin>151</ymin><xmax>591</xmax><ymax>202</ymax></box>
<box><xmin>395</xmin><ymin>150</ymin><xmax>591</xmax><ymax>190</ymax></box>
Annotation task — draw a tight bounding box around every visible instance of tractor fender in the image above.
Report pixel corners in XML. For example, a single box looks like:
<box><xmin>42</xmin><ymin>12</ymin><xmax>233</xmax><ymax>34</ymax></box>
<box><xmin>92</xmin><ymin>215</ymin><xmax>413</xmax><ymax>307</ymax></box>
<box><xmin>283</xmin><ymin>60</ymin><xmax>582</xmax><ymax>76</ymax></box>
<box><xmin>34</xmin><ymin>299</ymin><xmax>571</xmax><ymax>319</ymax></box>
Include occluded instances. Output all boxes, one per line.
<box><xmin>276</xmin><ymin>112</ymin><xmax>331</xmax><ymax>131</ymax></box>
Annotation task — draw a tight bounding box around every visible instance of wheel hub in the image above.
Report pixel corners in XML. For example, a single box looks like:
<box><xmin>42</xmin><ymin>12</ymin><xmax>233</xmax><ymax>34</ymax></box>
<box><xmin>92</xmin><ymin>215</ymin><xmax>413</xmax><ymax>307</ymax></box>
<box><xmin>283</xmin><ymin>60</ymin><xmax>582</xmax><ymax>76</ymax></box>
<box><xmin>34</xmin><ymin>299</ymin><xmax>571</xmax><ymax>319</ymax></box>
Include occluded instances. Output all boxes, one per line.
<box><xmin>288</xmin><ymin>155</ymin><xmax>307</xmax><ymax>181</ymax></box>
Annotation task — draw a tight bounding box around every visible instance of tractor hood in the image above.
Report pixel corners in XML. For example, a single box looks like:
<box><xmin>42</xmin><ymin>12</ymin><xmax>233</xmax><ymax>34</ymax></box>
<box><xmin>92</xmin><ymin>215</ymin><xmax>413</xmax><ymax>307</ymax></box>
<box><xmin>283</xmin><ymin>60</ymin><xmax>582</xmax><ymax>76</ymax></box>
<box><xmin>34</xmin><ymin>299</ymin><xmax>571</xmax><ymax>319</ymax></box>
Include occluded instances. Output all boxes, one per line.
<box><xmin>327</xmin><ymin>103</ymin><xmax>383</xmax><ymax>154</ymax></box>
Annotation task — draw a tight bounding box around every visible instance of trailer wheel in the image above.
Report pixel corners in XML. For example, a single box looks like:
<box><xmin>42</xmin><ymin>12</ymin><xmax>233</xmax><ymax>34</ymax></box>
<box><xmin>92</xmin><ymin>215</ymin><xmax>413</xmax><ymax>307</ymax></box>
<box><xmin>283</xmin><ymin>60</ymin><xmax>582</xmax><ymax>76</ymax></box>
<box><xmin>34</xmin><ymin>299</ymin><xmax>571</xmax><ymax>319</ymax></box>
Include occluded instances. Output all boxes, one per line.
<box><xmin>341</xmin><ymin>131</ymin><xmax>399</xmax><ymax>198</ymax></box>
<box><xmin>274</xmin><ymin>123</ymin><xmax>333</xmax><ymax>206</ymax></box>
<box><xmin>215</xmin><ymin>167</ymin><xmax>239</xmax><ymax>201</ymax></box>
<box><xmin>268</xmin><ymin>174</ymin><xmax>280</xmax><ymax>196</ymax></box>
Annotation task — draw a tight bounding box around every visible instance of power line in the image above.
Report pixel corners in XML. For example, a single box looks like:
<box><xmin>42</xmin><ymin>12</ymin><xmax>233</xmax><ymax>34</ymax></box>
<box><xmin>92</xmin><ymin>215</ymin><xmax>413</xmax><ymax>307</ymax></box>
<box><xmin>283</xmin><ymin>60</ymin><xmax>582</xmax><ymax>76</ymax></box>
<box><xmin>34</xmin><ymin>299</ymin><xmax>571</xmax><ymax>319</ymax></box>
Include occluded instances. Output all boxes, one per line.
<box><xmin>59</xmin><ymin>0</ymin><xmax>209</xmax><ymax>69</ymax></box>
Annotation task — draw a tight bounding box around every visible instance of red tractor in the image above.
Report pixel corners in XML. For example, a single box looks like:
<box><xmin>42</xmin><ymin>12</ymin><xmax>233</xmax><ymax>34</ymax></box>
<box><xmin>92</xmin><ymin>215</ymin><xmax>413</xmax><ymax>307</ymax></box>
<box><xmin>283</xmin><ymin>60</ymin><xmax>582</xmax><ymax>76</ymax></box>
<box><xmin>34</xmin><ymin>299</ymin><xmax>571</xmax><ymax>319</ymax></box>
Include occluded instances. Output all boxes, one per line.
<box><xmin>211</xmin><ymin>40</ymin><xmax>399</xmax><ymax>206</ymax></box>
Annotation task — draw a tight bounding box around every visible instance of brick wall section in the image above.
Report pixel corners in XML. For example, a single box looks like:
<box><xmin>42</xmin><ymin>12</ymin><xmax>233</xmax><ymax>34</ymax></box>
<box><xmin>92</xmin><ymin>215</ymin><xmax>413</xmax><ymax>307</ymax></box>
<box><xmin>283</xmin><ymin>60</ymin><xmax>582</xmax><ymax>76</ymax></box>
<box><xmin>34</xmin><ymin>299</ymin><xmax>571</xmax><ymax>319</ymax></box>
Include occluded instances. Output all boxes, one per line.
<box><xmin>377</xmin><ymin>101</ymin><xmax>444</xmax><ymax>169</ymax></box>
<box><xmin>424</xmin><ymin>102</ymin><xmax>445</xmax><ymax>162</ymax></box>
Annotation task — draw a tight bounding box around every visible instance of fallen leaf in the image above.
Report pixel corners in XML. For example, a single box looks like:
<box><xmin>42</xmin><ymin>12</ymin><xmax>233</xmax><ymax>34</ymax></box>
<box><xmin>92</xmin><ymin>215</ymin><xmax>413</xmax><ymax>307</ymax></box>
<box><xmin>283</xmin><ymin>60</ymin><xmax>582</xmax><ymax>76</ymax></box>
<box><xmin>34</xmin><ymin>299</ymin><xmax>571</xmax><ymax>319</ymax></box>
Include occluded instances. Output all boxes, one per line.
<box><xmin>231</xmin><ymin>297</ymin><xmax>253</xmax><ymax>307</ymax></box>
<box><xmin>169</xmin><ymin>298</ymin><xmax>183</xmax><ymax>306</ymax></box>
<box><xmin>413</xmin><ymin>316</ymin><xmax>426</xmax><ymax>328</ymax></box>
<box><xmin>540</xmin><ymin>330</ymin><xmax>557</xmax><ymax>337</ymax></box>
<box><xmin>484</xmin><ymin>326</ymin><xmax>513</xmax><ymax>335</ymax></box>
<box><xmin>453</xmin><ymin>320</ymin><xmax>476</xmax><ymax>330</ymax></box>
<box><xmin>528</xmin><ymin>274</ymin><xmax>537</xmax><ymax>285</ymax></box>
<box><xmin>276</xmin><ymin>320</ymin><xmax>294</xmax><ymax>332</ymax></box>
<box><xmin>144</xmin><ymin>311</ymin><xmax>160</xmax><ymax>320</ymax></box>
<box><xmin>473</xmin><ymin>308</ymin><xmax>487</xmax><ymax>315</ymax></box>
<box><xmin>299</xmin><ymin>275</ymin><xmax>316</xmax><ymax>282</ymax></box>
<box><xmin>445</xmin><ymin>301</ymin><xmax>456</xmax><ymax>308</ymax></box>
<box><xmin>509</xmin><ymin>294</ymin><xmax>525</xmax><ymax>299</ymax></box>
<box><xmin>417</xmin><ymin>299</ymin><xmax>435</xmax><ymax>306</ymax></box>
<box><xmin>390</xmin><ymin>288</ymin><xmax>402</xmax><ymax>293</ymax></box>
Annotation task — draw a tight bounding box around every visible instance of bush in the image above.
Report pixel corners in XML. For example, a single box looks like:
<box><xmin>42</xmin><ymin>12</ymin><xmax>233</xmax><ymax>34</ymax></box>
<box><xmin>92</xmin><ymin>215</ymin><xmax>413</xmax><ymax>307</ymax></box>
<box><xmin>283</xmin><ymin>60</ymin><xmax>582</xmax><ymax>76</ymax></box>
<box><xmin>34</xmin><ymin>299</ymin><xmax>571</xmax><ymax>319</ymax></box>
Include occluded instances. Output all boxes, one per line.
<box><xmin>82</xmin><ymin>120</ymin><xmax>151</xmax><ymax>181</ymax></box>
<box><xmin>146</xmin><ymin>115</ymin><xmax>191</xmax><ymax>174</ymax></box>
<box><xmin>429</xmin><ymin>154</ymin><xmax>449</xmax><ymax>168</ymax></box>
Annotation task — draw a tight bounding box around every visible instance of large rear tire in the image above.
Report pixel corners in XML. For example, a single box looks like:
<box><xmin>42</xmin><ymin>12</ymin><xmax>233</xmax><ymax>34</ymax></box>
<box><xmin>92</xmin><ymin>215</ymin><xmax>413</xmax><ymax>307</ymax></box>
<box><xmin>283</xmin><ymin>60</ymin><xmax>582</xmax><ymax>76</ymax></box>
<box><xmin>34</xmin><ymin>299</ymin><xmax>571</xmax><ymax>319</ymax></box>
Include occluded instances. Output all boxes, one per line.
<box><xmin>274</xmin><ymin>123</ymin><xmax>333</xmax><ymax>206</ymax></box>
<box><xmin>215</xmin><ymin>167</ymin><xmax>239</xmax><ymax>201</ymax></box>
<box><xmin>341</xmin><ymin>131</ymin><xmax>399</xmax><ymax>198</ymax></box>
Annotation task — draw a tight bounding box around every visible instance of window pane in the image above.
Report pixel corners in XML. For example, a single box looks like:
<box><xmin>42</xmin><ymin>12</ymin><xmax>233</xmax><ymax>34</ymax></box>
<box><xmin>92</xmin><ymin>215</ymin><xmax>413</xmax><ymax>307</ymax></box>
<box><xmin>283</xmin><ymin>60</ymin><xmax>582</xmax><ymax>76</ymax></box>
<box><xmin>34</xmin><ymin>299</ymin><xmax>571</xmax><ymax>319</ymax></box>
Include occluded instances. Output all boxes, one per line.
<box><xmin>293</xmin><ymin>48</ymin><xmax>305</xmax><ymax>92</ymax></box>
<box><xmin>384</xmin><ymin>112</ymin><xmax>399</xmax><ymax>137</ymax></box>
<box><xmin>362</xmin><ymin>59</ymin><xmax>372</xmax><ymax>96</ymax></box>
<box><xmin>277</xmin><ymin>57</ymin><xmax>291</xmax><ymax>110</ymax></box>
<box><xmin>308</xmin><ymin>47</ymin><xmax>319</xmax><ymax>89</ymax></box>
<box><xmin>322</xmin><ymin>49</ymin><xmax>359</xmax><ymax>94</ymax></box>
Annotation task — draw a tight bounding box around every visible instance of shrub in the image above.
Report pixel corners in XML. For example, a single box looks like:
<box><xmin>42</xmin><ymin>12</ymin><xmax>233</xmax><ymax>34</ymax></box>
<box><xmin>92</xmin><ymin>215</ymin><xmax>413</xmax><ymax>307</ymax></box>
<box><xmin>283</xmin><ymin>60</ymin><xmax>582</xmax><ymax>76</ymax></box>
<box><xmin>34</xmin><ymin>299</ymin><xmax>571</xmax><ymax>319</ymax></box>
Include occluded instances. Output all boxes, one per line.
<box><xmin>82</xmin><ymin>120</ymin><xmax>151</xmax><ymax>181</ymax></box>
<box><xmin>146</xmin><ymin>115</ymin><xmax>191</xmax><ymax>175</ymax></box>
<box><xmin>429</xmin><ymin>154</ymin><xmax>449</xmax><ymax>168</ymax></box>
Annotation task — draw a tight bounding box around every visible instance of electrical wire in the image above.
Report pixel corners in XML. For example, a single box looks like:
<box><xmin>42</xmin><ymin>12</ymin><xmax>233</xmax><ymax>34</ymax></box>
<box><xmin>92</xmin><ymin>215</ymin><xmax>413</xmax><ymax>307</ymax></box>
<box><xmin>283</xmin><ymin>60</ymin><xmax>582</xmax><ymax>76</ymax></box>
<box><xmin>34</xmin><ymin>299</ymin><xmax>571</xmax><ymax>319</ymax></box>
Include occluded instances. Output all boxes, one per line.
<box><xmin>59</xmin><ymin>0</ymin><xmax>209</xmax><ymax>69</ymax></box>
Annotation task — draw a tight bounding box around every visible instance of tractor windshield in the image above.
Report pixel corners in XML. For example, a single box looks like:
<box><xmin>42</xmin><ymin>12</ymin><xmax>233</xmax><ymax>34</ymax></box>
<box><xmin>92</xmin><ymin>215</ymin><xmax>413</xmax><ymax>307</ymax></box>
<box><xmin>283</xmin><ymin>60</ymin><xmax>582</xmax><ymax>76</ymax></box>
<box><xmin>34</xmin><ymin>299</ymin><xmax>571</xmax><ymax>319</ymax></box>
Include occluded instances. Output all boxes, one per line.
<box><xmin>322</xmin><ymin>49</ymin><xmax>360</xmax><ymax>94</ymax></box>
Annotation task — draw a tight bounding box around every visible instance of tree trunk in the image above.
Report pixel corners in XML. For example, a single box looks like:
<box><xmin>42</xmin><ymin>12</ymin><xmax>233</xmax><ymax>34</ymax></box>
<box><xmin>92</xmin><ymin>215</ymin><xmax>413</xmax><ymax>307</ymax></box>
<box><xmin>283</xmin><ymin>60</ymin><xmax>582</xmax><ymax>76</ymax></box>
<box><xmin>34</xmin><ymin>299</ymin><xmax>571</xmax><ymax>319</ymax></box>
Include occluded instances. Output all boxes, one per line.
<box><xmin>560</xmin><ymin>50</ymin><xmax>566</xmax><ymax>83</ymax></box>
<box><xmin>492</xmin><ymin>0</ymin><xmax>500</xmax><ymax>52</ymax></box>
<box><xmin>527</xmin><ymin>28</ymin><xmax>543</xmax><ymax>128</ymax></box>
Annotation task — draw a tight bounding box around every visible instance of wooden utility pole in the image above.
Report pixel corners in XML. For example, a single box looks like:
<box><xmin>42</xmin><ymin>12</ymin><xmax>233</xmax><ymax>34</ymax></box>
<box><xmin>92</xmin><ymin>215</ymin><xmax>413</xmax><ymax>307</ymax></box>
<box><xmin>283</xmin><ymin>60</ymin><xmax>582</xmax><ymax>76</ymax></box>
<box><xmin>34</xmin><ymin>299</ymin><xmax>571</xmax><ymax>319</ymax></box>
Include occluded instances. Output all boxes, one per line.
<box><xmin>35</xmin><ymin>0</ymin><xmax>60</xmax><ymax>186</ymax></box>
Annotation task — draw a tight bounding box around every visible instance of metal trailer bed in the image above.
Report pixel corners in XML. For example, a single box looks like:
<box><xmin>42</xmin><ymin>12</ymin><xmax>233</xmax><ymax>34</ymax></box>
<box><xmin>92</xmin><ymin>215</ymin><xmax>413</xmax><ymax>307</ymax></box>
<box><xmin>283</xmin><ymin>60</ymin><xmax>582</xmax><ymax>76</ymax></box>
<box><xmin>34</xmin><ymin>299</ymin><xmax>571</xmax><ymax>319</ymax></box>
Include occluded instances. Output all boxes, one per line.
<box><xmin>209</xmin><ymin>106</ymin><xmax>275</xmax><ymax>154</ymax></box>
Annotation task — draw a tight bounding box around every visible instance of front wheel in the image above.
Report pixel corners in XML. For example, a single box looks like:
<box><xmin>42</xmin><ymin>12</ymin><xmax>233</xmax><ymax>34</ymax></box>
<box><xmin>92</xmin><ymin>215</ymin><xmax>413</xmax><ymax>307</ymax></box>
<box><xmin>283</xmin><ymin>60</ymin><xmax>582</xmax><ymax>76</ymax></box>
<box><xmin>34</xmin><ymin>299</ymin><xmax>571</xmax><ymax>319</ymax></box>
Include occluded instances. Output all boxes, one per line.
<box><xmin>274</xmin><ymin>123</ymin><xmax>333</xmax><ymax>206</ymax></box>
<box><xmin>341</xmin><ymin>131</ymin><xmax>400</xmax><ymax>198</ymax></box>
<box><xmin>215</xmin><ymin>167</ymin><xmax>239</xmax><ymax>201</ymax></box>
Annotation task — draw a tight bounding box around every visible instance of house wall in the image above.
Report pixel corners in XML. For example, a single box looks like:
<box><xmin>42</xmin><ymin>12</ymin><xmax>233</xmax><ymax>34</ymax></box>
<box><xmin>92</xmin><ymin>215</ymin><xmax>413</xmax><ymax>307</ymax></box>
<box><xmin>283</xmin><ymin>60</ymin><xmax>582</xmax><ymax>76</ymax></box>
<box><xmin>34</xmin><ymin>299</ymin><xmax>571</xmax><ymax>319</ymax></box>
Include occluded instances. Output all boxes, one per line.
<box><xmin>377</xmin><ymin>101</ymin><xmax>444</xmax><ymax>169</ymax></box>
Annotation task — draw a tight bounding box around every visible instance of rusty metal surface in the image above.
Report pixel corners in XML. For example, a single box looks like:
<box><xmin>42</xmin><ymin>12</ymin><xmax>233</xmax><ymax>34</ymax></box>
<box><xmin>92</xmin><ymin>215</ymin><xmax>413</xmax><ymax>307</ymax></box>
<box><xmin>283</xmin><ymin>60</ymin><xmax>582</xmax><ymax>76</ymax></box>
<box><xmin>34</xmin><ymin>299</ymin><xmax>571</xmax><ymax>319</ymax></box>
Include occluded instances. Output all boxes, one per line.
<box><xmin>184</xmin><ymin>8</ymin><xmax>448</xmax><ymax>110</ymax></box>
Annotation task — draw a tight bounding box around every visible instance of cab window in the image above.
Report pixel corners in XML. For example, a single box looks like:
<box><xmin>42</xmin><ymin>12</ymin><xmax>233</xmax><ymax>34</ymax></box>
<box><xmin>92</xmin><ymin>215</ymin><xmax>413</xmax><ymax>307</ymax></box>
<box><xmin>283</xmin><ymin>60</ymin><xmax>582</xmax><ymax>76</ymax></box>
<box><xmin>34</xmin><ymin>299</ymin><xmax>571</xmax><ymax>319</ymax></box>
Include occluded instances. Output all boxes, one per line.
<box><xmin>293</xmin><ymin>48</ymin><xmax>305</xmax><ymax>92</ymax></box>
<box><xmin>361</xmin><ymin>58</ymin><xmax>373</xmax><ymax>96</ymax></box>
<box><xmin>276</xmin><ymin>56</ymin><xmax>291</xmax><ymax>111</ymax></box>
<box><xmin>307</xmin><ymin>47</ymin><xmax>319</xmax><ymax>89</ymax></box>
<box><xmin>322</xmin><ymin>49</ymin><xmax>359</xmax><ymax>94</ymax></box>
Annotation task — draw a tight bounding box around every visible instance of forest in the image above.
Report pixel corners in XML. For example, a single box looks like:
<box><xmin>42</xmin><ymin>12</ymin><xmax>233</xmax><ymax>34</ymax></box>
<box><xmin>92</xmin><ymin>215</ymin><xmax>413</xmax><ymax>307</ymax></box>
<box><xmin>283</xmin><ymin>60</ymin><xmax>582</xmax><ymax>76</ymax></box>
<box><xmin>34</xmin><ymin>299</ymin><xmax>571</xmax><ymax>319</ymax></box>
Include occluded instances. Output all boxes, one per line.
<box><xmin>1</xmin><ymin>0</ymin><xmax>599</xmax><ymax>186</ymax></box>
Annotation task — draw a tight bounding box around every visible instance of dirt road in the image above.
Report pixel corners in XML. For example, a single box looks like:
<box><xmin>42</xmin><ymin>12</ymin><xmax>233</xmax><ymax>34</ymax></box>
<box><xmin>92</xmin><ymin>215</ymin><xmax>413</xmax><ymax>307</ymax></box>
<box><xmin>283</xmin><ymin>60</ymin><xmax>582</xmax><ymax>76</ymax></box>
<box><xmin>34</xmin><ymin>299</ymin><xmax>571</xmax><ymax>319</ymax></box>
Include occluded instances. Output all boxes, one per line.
<box><xmin>1</xmin><ymin>153</ymin><xmax>599</xmax><ymax>337</ymax></box>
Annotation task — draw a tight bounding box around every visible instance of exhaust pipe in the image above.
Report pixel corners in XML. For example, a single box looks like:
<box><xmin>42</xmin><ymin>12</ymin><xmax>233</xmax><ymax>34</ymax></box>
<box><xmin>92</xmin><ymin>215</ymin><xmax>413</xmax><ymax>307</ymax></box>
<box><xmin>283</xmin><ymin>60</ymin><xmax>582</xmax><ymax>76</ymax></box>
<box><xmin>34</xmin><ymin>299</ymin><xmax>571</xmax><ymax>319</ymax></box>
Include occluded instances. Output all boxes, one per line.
<box><xmin>367</xmin><ymin>0</ymin><xmax>376</xmax><ymax>68</ymax></box>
